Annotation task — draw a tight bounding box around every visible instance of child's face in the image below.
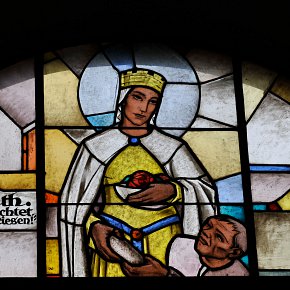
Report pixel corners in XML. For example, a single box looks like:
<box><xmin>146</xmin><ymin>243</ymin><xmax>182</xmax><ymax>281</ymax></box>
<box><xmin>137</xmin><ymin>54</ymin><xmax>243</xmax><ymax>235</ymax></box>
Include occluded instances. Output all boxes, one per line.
<box><xmin>196</xmin><ymin>218</ymin><xmax>238</xmax><ymax>260</ymax></box>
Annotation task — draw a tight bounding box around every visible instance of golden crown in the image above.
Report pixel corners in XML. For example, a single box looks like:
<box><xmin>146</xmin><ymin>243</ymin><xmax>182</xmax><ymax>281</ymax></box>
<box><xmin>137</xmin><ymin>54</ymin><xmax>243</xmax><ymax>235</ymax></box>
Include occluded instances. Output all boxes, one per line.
<box><xmin>120</xmin><ymin>69</ymin><xmax>166</xmax><ymax>93</ymax></box>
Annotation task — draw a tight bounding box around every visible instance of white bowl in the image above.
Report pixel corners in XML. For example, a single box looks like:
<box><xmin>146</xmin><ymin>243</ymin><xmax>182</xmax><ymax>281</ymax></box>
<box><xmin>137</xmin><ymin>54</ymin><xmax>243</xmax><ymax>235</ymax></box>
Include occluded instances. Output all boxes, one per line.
<box><xmin>114</xmin><ymin>184</ymin><xmax>167</xmax><ymax>210</ymax></box>
<box><xmin>114</xmin><ymin>185</ymin><xmax>142</xmax><ymax>199</ymax></box>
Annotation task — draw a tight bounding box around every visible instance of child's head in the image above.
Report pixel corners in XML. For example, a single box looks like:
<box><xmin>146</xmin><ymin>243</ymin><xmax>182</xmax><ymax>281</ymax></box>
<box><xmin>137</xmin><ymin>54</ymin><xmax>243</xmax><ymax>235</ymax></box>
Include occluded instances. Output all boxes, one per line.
<box><xmin>195</xmin><ymin>215</ymin><xmax>247</xmax><ymax>269</ymax></box>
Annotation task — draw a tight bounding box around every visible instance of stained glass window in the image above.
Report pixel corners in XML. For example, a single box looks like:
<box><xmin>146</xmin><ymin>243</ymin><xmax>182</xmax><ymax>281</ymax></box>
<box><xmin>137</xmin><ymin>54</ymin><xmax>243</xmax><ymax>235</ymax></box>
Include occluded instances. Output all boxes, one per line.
<box><xmin>0</xmin><ymin>41</ymin><xmax>289</xmax><ymax>288</ymax></box>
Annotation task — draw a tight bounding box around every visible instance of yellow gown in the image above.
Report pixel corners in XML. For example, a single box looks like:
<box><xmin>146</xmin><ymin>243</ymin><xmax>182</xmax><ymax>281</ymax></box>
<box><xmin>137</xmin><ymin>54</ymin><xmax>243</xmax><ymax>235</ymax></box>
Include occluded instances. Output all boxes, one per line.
<box><xmin>86</xmin><ymin>143</ymin><xmax>182</xmax><ymax>277</ymax></box>
<box><xmin>60</xmin><ymin>128</ymin><xmax>217</xmax><ymax>277</ymax></box>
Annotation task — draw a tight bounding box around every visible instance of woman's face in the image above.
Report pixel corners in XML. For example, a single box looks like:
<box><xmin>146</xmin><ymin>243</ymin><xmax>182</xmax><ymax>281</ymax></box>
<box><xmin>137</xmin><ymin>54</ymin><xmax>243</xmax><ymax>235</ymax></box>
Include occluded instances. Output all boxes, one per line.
<box><xmin>123</xmin><ymin>87</ymin><xmax>160</xmax><ymax>126</ymax></box>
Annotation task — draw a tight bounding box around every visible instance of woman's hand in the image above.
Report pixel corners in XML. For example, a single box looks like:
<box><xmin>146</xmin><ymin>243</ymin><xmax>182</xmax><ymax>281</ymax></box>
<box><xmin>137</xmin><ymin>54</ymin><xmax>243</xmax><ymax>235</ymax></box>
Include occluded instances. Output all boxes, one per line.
<box><xmin>91</xmin><ymin>222</ymin><xmax>123</xmax><ymax>262</ymax></box>
<box><xmin>127</xmin><ymin>183</ymin><xmax>176</xmax><ymax>204</ymax></box>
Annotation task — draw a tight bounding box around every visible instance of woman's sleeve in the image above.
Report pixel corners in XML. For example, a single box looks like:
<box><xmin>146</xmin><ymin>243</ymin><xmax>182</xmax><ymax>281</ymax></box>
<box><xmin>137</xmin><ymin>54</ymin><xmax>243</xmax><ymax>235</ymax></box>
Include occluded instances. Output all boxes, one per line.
<box><xmin>165</xmin><ymin>144</ymin><xmax>218</xmax><ymax>235</ymax></box>
<box><xmin>166</xmin><ymin>181</ymin><xmax>183</xmax><ymax>203</ymax></box>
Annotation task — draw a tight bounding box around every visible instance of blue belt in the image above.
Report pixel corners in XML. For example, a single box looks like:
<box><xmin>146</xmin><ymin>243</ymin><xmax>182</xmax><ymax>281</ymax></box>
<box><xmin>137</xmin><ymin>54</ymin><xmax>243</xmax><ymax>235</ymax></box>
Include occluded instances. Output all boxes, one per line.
<box><xmin>99</xmin><ymin>213</ymin><xmax>180</xmax><ymax>252</ymax></box>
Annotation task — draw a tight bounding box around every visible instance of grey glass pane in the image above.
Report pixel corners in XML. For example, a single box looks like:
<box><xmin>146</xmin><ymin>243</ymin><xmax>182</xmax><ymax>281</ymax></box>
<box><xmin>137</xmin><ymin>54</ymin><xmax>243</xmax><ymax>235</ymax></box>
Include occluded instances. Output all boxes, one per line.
<box><xmin>0</xmin><ymin>59</ymin><xmax>35</xmax><ymax>128</ymax></box>
<box><xmin>0</xmin><ymin>232</ymin><xmax>37</xmax><ymax>277</ymax></box>
<box><xmin>247</xmin><ymin>93</ymin><xmax>290</xmax><ymax>164</ymax></box>
<box><xmin>46</xmin><ymin>206</ymin><xmax>58</xmax><ymax>238</ymax></box>
<box><xmin>199</xmin><ymin>76</ymin><xmax>237</xmax><ymax>126</ymax></box>
<box><xmin>254</xmin><ymin>212</ymin><xmax>290</xmax><ymax>269</ymax></box>
<box><xmin>186</xmin><ymin>49</ymin><xmax>232</xmax><ymax>82</ymax></box>
<box><xmin>57</xmin><ymin>43</ymin><xmax>101</xmax><ymax>76</ymax></box>
<box><xmin>251</xmin><ymin>173</ymin><xmax>290</xmax><ymax>202</ymax></box>
<box><xmin>0</xmin><ymin>110</ymin><xmax>21</xmax><ymax>170</ymax></box>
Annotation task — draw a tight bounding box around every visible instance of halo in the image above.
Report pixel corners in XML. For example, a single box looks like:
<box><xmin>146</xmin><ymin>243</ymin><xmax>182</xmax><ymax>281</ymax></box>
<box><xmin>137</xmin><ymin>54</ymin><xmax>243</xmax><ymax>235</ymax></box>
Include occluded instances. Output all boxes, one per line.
<box><xmin>78</xmin><ymin>43</ymin><xmax>200</xmax><ymax>137</ymax></box>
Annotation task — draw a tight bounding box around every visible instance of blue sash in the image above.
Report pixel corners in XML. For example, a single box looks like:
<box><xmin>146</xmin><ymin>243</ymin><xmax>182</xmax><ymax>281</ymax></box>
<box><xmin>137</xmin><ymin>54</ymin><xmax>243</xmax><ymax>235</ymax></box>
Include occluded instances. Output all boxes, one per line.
<box><xmin>99</xmin><ymin>213</ymin><xmax>180</xmax><ymax>252</ymax></box>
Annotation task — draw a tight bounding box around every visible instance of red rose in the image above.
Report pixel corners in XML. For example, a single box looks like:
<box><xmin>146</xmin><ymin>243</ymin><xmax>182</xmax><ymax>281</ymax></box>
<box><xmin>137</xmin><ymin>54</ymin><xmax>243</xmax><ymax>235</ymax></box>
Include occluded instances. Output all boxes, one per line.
<box><xmin>128</xmin><ymin>170</ymin><xmax>155</xmax><ymax>188</ymax></box>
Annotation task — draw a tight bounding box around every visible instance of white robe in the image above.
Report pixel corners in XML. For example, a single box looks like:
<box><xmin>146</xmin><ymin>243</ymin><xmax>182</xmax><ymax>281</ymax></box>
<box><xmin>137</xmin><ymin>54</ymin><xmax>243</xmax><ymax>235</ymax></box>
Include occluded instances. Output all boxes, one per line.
<box><xmin>60</xmin><ymin>128</ymin><xmax>217</xmax><ymax>277</ymax></box>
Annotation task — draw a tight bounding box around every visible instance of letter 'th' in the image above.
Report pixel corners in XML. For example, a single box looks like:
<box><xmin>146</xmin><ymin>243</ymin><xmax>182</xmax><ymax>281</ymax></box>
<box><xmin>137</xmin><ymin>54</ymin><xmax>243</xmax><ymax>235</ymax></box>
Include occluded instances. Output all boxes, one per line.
<box><xmin>1</xmin><ymin>193</ymin><xmax>23</xmax><ymax>206</ymax></box>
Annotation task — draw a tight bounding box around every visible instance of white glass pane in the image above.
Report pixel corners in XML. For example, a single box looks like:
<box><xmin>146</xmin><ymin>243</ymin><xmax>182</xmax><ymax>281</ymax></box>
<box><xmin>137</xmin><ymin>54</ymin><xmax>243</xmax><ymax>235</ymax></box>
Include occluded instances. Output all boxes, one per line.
<box><xmin>0</xmin><ymin>110</ymin><xmax>21</xmax><ymax>170</ymax></box>
<box><xmin>247</xmin><ymin>93</ymin><xmax>290</xmax><ymax>164</ymax></box>
<box><xmin>0</xmin><ymin>232</ymin><xmax>37</xmax><ymax>277</ymax></box>
<box><xmin>0</xmin><ymin>59</ymin><xmax>35</xmax><ymax>128</ymax></box>
<box><xmin>199</xmin><ymin>76</ymin><xmax>237</xmax><ymax>126</ymax></box>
